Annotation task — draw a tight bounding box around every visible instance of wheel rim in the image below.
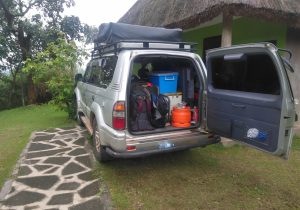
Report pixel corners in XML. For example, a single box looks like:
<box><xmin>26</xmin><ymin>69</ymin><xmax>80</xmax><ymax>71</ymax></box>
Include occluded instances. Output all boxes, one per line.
<box><xmin>95</xmin><ymin>129</ymin><xmax>101</xmax><ymax>153</ymax></box>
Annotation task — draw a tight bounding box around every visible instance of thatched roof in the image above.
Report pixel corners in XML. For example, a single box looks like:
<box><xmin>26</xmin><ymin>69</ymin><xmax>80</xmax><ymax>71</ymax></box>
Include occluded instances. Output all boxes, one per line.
<box><xmin>119</xmin><ymin>0</ymin><xmax>300</xmax><ymax>29</ymax></box>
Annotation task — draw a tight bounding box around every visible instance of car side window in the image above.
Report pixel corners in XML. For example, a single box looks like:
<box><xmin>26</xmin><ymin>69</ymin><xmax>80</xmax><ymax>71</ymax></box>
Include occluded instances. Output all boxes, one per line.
<box><xmin>83</xmin><ymin>62</ymin><xmax>92</xmax><ymax>83</ymax></box>
<box><xmin>88</xmin><ymin>59</ymin><xmax>102</xmax><ymax>86</ymax></box>
<box><xmin>100</xmin><ymin>56</ymin><xmax>118</xmax><ymax>88</ymax></box>
<box><xmin>211</xmin><ymin>53</ymin><xmax>281</xmax><ymax>95</ymax></box>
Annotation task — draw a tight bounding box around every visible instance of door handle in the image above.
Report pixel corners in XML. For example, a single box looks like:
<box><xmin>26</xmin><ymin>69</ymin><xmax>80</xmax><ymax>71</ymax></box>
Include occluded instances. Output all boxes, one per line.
<box><xmin>232</xmin><ymin>103</ymin><xmax>246</xmax><ymax>109</ymax></box>
<box><xmin>92</xmin><ymin>95</ymin><xmax>95</xmax><ymax>101</ymax></box>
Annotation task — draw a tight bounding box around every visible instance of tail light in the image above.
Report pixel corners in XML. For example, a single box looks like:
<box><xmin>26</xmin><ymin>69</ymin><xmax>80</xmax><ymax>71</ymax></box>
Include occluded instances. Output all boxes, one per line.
<box><xmin>127</xmin><ymin>145</ymin><xmax>136</xmax><ymax>151</ymax></box>
<box><xmin>113</xmin><ymin>101</ymin><xmax>126</xmax><ymax>130</ymax></box>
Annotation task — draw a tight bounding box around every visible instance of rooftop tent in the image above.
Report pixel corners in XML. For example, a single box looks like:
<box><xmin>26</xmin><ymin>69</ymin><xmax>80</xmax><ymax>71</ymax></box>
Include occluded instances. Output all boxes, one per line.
<box><xmin>94</xmin><ymin>22</ymin><xmax>183</xmax><ymax>44</ymax></box>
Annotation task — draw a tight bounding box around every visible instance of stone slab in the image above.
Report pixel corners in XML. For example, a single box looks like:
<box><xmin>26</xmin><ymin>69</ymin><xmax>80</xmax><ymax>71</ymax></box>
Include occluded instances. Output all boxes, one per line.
<box><xmin>79</xmin><ymin>181</ymin><xmax>99</xmax><ymax>198</ymax></box>
<box><xmin>0</xmin><ymin>127</ymin><xmax>107</xmax><ymax>210</ymax></box>
<box><xmin>47</xmin><ymin>193</ymin><xmax>73</xmax><ymax>205</ymax></box>
<box><xmin>2</xmin><ymin>191</ymin><xmax>45</xmax><ymax>206</ymax></box>
<box><xmin>56</xmin><ymin>182</ymin><xmax>80</xmax><ymax>191</ymax></box>
<box><xmin>75</xmin><ymin>156</ymin><xmax>92</xmax><ymax>168</ymax></box>
<box><xmin>32</xmin><ymin>134</ymin><xmax>55</xmax><ymax>142</ymax></box>
<box><xmin>28</xmin><ymin>143</ymin><xmax>56</xmax><ymax>152</ymax></box>
<box><xmin>44</xmin><ymin>157</ymin><xmax>70</xmax><ymax>165</ymax></box>
<box><xmin>26</xmin><ymin>148</ymin><xmax>71</xmax><ymax>159</ymax></box>
<box><xmin>16</xmin><ymin>176</ymin><xmax>59</xmax><ymax>190</ymax></box>
<box><xmin>62</xmin><ymin>163</ymin><xmax>86</xmax><ymax>176</ymax></box>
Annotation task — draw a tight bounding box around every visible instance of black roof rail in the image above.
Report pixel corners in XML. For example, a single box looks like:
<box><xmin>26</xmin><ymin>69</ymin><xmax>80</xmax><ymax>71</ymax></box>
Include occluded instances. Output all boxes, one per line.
<box><xmin>91</xmin><ymin>40</ymin><xmax>197</xmax><ymax>58</ymax></box>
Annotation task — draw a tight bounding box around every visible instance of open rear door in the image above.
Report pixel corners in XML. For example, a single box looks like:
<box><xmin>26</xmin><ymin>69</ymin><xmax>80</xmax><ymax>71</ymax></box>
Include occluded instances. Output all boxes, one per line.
<box><xmin>206</xmin><ymin>43</ymin><xmax>296</xmax><ymax>159</ymax></box>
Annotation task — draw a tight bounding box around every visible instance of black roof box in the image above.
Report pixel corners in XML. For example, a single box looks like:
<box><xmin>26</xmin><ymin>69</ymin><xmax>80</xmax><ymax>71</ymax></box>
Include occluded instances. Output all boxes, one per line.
<box><xmin>94</xmin><ymin>22</ymin><xmax>182</xmax><ymax>44</ymax></box>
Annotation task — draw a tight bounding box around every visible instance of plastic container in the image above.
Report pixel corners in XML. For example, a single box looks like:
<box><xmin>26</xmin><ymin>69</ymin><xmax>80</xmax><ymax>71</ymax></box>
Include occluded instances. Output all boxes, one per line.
<box><xmin>165</xmin><ymin>92</ymin><xmax>182</xmax><ymax>112</ymax></box>
<box><xmin>172</xmin><ymin>104</ymin><xmax>191</xmax><ymax>128</ymax></box>
<box><xmin>149</xmin><ymin>72</ymin><xmax>179</xmax><ymax>94</ymax></box>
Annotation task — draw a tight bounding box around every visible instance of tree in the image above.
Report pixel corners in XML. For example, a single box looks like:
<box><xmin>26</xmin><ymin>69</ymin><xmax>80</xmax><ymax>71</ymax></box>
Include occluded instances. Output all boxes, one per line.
<box><xmin>0</xmin><ymin>31</ymin><xmax>23</xmax><ymax>107</ymax></box>
<box><xmin>0</xmin><ymin>0</ymin><xmax>75</xmax><ymax>104</ymax></box>
<box><xmin>0</xmin><ymin>0</ymin><xmax>99</xmax><ymax>110</ymax></box>
<box><xmin>61</xmin><ymin>15</ymin><xmax>82</xmax><ymax>41</ymax></box>
<box><xmin>60</xmin><ymin>15</ymin><xmax>98</xmax><ymax>43</ymax></box>
<box><xmin>23</xmin><ymin>35</ymin><xmax>86</xmax><ymax>117</ymax></box>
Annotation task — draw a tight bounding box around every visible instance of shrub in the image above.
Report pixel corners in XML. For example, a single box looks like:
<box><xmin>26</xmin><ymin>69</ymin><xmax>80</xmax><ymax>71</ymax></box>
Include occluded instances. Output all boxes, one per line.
<box><xmin>23</xmin><ymin>35</ymin><xmax>85</xmax><ymax>118</ymax></box>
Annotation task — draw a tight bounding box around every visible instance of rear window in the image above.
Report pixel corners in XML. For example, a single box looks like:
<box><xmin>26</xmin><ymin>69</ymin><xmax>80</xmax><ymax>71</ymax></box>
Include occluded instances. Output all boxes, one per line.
<box><xmin>101</xmin><ymin>56</ymin><xmax>118</xmax><ymax>87</ymax></box>
<box><xmin>83</xmin><ymin>62</ymin><xmax>92</xmax><ymax>82</ymax></box>
<box><xmin>210</xmin><ymin>54</ymin><xmax>281</xmax><ymax>95</ymax></box>
<box><xmin>84</xmin><ymin>56</ymin><xmax>117</xmax><ymax>88</ymax></box>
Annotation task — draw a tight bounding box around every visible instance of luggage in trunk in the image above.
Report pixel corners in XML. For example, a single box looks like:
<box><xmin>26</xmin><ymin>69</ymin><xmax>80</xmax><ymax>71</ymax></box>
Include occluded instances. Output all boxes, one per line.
<box><xmin>129</xmin><ymin>82</ymin><xmax>171</xmax><ymax>132</ymax></box>
<box><xmin>176</xmin><ymin>68</ymin><xmax>195</xmax><ymax>105</ymax></box>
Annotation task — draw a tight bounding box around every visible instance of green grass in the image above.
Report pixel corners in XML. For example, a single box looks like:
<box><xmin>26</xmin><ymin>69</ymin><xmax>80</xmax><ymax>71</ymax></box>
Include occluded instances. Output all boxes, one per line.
<box><xmin>0</xmin><ymin>104</ymin><xmax>74</xmax><ymax>187</ymax></box>
<box><xmin>95</xmin><ymin>136</ymin><xmax>300</xmax><ymax>210</ymax></box>
<box><xmin>1</xmin><ymin>105</ymin><xmax>299</xmax><ymax>209</ymax></box>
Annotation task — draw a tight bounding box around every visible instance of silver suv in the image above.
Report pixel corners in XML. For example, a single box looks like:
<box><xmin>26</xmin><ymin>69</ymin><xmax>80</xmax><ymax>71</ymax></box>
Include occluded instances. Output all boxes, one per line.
<box><xmin>74</xmin><ymin>40</ymin><xmax>296</xmax><ymax>162</ymax></box>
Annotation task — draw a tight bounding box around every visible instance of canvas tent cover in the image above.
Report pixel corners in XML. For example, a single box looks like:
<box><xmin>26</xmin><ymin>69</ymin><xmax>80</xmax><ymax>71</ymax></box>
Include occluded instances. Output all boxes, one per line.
<box><xmin>94</xmin><ymin>22</ymin><xmax>182</xmax><ymax>44</ymax></box>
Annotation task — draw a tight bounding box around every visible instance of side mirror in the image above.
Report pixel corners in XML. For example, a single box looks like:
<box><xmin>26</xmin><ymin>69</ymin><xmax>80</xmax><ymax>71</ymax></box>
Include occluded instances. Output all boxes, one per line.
<box><xmin>75</xmin><ymin>73</ymin><xmax>83</xmax><ymax>82</ymax></box>
<box><xmin>101</xmin><ymin>59</ymin><xmax>107</xmax><ymax>67</ymax></box>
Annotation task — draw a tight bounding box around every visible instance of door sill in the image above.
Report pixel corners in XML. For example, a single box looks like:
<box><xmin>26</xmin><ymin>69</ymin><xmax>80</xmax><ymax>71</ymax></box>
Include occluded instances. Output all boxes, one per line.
<box><xmin>80</xmin><ymin>115</ymin><xmax>93</xmax><ymax>135</ymax></box>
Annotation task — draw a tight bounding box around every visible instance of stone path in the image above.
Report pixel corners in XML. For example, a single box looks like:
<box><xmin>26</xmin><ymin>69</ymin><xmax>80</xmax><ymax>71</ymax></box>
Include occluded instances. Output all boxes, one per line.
<box><xmin>0</xmin><ymin>127</ymin><xmax>108</xmax><ymax>210</ymax></box>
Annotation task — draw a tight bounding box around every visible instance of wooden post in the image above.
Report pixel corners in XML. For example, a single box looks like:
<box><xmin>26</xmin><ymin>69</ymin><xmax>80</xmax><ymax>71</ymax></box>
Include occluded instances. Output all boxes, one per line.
<box><xmin>221</xmin><ymin>11</ymin><xmax>235</xmax><ymax>147</ymax></box>
<box><xmin>221</xmin><ymin>12</ymin><xmax>233</xmax><ymax>47</ymax></box>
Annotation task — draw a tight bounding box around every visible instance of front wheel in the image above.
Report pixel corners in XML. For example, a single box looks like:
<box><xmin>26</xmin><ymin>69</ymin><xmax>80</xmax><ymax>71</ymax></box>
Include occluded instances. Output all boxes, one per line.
<box><xmin>92</xmin><ymin>119</ymin><xmax>112</xmax><ymax>162</ymax></box>
<box><xmin>74</xmin><ymin>97</ymin><xmax>84</xmax><ymax>126</ymax></box>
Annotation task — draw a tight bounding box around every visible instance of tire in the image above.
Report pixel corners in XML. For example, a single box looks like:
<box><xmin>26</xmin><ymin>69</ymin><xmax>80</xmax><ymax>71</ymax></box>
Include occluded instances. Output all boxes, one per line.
<box><xmin>75</xmin><ymin>97</ymin><xmax>84</xmax><ymax>126</ymax></box>
<box><xmin>76</xmin><ymin>112</ymin><xmax>84</xmax><ymax>127</ymax></box>
<box><xmin>92</xmin><ymin>119</ymin><xmax>112</xmax><ymax>162</ymax></box>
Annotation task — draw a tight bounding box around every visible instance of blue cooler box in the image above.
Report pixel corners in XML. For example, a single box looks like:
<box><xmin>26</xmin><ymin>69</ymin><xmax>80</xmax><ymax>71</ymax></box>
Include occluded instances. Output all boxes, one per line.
<box><xmin>149</xmin><ymin>72</ymin><xmax>179</xmax><ymax>94</ymax></box>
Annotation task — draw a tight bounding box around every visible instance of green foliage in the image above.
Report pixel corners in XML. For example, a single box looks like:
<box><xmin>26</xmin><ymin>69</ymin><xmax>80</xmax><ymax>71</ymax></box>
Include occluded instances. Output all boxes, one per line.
<box><xmin>0</xmin><ymin>76</ymin><xmax>9</xmax><ymax>109</ymax></box>
<box><xmin>83</xmin><ymin>24</ymin><xmax>99</xmax><ymax>44</ymax></box>
<box><xmin>61</xmin><ymin>16</ymin><xmax>83</xmax><ymax>41</ymax></box>
<box><xmin>0</xmin><ymin>0</ymin><xmax>97</xmax><ymax>108</ymax></box>
<box><xmin>23</xmin><ymin>36</ymin><xmax>86</xmax><ymax>118</ymax></box>
<box><xmin>0</xmin><ymin>73</ymin><xmax>26</xmax><ymax>110</ymax></box>
<box><xmin>60</xmin><ymin>15</ymin><xmax>98</xmax><ymax>43</ymax></box>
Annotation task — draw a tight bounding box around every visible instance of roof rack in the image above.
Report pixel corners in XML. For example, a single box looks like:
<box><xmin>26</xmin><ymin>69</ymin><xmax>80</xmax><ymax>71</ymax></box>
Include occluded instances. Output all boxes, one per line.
<box><xmin>92</xmin><ymin>40</ymin><xmax>197</xmax><ymax>58</ymax></box>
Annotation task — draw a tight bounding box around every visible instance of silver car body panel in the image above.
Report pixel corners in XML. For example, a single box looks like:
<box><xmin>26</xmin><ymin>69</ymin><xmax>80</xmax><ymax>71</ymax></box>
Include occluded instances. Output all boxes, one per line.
<box><xmin>206</xmin><ymin>43</ymin><xmax>296</xmax><ymax>159</ymax></box>
<box><xmin>75</xmin><ymin>43</ymin><xmax>296</xmax><ymax>159</ymax></box>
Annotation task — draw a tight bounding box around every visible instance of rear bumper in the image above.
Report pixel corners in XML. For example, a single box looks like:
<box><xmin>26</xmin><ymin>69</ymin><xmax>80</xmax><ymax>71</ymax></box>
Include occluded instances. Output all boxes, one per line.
<box><xmin>105</xmin><ymin>134</ymin><xmax>220</xmax><ymax>158</ymax></box>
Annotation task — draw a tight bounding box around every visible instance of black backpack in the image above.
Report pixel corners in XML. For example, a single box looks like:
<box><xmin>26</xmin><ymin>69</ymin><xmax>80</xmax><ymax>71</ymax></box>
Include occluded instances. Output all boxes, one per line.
<box><xmin>130</xmin><ymin>82</ymin><xmax>170</xmax><ymax>131</ymax></box>
<box><xmin>150</xmin><ymin>94</ymin><xmax>170</xmax><ymax>128</ymax></box>
<box><xmin>130</xmin><ymin>83</ymin><xmax>154</xmax><ymax>131</ymax></box>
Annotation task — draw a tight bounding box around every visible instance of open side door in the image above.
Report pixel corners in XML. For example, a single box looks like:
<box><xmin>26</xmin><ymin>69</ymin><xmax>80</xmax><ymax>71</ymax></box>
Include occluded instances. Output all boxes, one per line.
<box><xmin>206</xmin><ymin>43</ymin><xmax>296</xmax><ymax>159</ymax></box>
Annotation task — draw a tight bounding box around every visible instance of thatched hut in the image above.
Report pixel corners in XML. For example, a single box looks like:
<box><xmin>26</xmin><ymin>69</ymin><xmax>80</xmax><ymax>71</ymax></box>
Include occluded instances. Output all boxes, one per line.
<box><xmin>120</xmin><ymin>0</ymin><xmax>300</xmax><ymax>29</ymax></box>
<box><xmin>120</xmin><ymin>0</ymin><xmax>300</xmax><ymax>126</ymax></box>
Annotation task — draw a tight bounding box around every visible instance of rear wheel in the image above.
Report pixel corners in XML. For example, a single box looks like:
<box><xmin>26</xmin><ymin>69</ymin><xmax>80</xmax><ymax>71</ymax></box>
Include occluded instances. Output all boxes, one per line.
<box><xmin>92</xmin><ymin>119</ymin><xmax>112</xmax><ymax>162</ymax></box>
